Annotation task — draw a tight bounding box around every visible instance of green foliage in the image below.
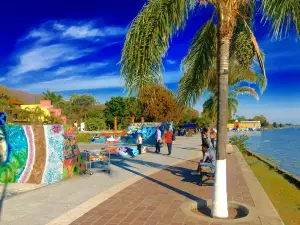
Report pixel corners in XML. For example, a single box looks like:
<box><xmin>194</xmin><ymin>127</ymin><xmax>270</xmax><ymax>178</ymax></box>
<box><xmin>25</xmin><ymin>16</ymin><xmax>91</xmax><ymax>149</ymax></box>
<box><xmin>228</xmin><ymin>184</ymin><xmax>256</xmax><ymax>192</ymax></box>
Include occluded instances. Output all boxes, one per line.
<box><xmin>85</xmin><ymin>117</ymin><xmax>106</xmax><ymax>131</ymax></box>
<box><xmin>43</xmin><ymin>90</ymin><xmax>63</xmax><ymax>107</ymax></box>
<box><xmin>261</xmin><ymin>0</ymin><xmax>300</xmax><ymax>38</ymax></box>
<box><xmin>178</xmin><ymin>16</ymin><xmax>217</xmax><ymax>106</ymax></box>
<box><xmin>229</xmin><ymin>135</ymin><xmax>249</xmax><ymax>153</ymax></box>
<box><xmin>120</xmin><ymin>0</ymin><xmax>197</xmax><ymax>94</ymax></box>
<box><xmin>104</xmin><ymin>97</ymin><xmax>126</xmax><ymax>129</ymax></box>
<box><xmin>252</xmin><ymin>115</ymin><xmax>271</xmax><ymax>128</ymax></box>
<box><xmin>84</xmin><ymin>107</ymin><xmax>107</xmax><ymax>131</ymax></box>
<box><xmin>273</xmin><ymin>122</ymin><xmax>278</xmax><ymax>128</ymax></box>
<box><xmin>76</xmin><ymin>133</ymin><xmax>93</xmax><ymax>143</ymax></box>
<box><xmin>194</xmin><ymin>115</ymin><xmax>212</xmax><ymax>128</ymax></box>
<box><xmin>124</xmin><ymin>97</ymin><xmax>143</xmax><ymax>120</ymax></box>
<box><xmin>232</xmin><ymin>32</ymin><xmax>255</xmax><ymax>69</ymax></box>
<box><xmin>70</xmin><ymin>94</ymin><xmax>97</xmax><ymax>112</ymax></box>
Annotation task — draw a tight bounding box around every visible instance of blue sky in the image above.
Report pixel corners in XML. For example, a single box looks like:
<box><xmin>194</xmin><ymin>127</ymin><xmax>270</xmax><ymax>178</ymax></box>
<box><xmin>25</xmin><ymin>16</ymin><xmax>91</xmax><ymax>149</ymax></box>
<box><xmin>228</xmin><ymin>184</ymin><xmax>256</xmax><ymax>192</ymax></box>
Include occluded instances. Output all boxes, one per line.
<box><xmin>0</xmin><ymin>1</ymin><xmax>300</xmax><ymax>123</ymax></box>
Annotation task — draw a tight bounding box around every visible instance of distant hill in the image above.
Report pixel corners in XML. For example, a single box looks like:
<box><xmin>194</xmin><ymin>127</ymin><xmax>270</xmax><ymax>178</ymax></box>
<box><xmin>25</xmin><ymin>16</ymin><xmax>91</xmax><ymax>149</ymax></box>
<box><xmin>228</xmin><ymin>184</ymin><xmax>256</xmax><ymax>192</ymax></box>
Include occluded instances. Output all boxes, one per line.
<box><xmin>0</xmin><ymin>85</ymin><xmax>43</xmax><ymax>104</ymax></box>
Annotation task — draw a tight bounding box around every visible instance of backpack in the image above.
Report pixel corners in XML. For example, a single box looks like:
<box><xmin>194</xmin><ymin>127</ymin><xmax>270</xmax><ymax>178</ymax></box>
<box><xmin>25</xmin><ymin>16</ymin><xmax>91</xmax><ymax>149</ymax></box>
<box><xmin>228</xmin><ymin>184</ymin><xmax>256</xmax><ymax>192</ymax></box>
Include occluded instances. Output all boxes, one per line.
<box><xmin>172</xmin><ymin>133</ymin><xmax>176</xmax><ymax>141</ymax></box>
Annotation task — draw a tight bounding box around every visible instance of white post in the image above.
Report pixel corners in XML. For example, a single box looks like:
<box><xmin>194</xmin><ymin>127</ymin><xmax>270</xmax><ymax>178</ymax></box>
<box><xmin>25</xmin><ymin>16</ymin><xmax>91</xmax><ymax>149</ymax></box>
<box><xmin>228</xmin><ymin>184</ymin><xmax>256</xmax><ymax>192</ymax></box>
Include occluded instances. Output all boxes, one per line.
<box><xmin>211</xmin><ymin>159</ymin><xmax>228</xmax><ymax>218</ymax></box>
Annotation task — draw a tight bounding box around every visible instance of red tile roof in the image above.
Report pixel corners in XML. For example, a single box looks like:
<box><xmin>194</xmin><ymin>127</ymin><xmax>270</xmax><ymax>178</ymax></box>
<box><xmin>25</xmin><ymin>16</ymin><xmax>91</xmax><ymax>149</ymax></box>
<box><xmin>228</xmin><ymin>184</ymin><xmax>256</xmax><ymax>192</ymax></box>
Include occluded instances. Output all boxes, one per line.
<box><xmin>7</xmin><ymin>99</ymin><xmax>22</xmax><ymax>105</ymax></box>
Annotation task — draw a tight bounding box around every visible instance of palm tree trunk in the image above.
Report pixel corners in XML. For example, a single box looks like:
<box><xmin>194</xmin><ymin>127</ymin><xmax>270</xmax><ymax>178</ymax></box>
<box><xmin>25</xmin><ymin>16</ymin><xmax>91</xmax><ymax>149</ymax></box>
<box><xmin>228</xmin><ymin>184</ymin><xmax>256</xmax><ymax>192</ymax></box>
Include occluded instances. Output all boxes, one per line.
<box><xmin>211</xmin><ymin>21</ymin><xmax>230</xmax><ymax>218</ymax></box>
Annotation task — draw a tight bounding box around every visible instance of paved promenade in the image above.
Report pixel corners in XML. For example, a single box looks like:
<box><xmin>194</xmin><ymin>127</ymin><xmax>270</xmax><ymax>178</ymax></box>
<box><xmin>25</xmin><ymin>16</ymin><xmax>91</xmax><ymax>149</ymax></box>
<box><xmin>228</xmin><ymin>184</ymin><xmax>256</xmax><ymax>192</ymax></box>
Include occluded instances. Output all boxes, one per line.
<box><xmin>0</xmin><ymin>135</ymin><xmax>283</xmax><ymax>225</ymax></box>
<box><xmin>63</xmin><ymin>151</ymin><xmax>283</xmax><ymax>225</ymax></box>
<box><xmin>0</xmin><ymin>136</ymin><xmax>201</xmax><ymax>225</ymax></box>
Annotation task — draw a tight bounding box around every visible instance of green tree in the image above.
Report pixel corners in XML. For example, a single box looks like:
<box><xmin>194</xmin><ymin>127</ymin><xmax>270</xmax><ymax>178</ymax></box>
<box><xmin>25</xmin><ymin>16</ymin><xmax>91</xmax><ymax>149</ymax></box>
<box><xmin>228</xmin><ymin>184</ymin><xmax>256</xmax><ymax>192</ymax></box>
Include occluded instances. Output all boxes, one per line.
<box><xmin>104</xmin><ymin>97</ymin><xmax>126</xmax><ymax>129</ymax></box>
<box><xmin>201</xmin><ymin>59</ymin><xmax>264</xmax><ymax>122</ymax></box>
<box><xmin>182</xmin><ymin>108</ymin><xmax>199</xmax><ymax>124</ymax></box>
<box><xmin>236</xmin><ymin>116</ymin><xmax>248</xmax><ymax>121</ymax></box>
<box><xmin>272</xmin><ymin>122</ymin><xmax>278</xmax><ymax>128</ymax></box>
<box><xmin>69</xmin><ymin>94</ymin><xmax>97</xmax><ymax>121</ymax></box>
<box><xmin>252</xmin><ymin>115</ymin><xmax>270</xmax><ymax>128</ymax></box>
<box><xmin>85</xmin><ymin>117</ymin><xmax>106</xmax><ymax>131</ymax></box>
<box><xmin>124</xmin><ymin>97</ymin><xmax>144</xmax><ymax>123</ymax></box>
<box><xmin>85</xmin><ymin>106</ymin><xmax>107</xmax><ymax>131</ymax></box>
<box><xmin>119</xmin><ymin>0</ymin><xmax>300</xmax><ymax>217</ymax></box>
<box><xmin>43</xmin><ymin>90</ymin><xmax>63</xmax><ymax>107</ymax></box>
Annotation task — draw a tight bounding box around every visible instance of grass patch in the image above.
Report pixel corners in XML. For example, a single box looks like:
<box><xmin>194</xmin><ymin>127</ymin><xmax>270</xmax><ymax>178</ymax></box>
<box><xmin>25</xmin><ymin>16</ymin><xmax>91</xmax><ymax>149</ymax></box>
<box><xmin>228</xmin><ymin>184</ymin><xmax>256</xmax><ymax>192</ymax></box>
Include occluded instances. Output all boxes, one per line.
<box><xmin>243</xmin><ymin>154</ymin><xmax>300</xmax><ymax>225</ymax></box>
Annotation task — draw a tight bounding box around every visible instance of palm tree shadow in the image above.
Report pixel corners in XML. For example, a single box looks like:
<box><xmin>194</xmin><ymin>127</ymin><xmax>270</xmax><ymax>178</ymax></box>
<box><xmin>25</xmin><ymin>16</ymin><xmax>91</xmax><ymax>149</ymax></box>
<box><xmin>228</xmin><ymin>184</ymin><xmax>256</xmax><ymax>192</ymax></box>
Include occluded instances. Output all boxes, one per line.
<box><xmin>111</xmin><ymin>158</ymin><xmax>208</xmax><ymax>203</ymax></box>
<box><xmin>146</xmin><ymin>151</ymin><xmax>200</xmax><ymax>164</ymax></box>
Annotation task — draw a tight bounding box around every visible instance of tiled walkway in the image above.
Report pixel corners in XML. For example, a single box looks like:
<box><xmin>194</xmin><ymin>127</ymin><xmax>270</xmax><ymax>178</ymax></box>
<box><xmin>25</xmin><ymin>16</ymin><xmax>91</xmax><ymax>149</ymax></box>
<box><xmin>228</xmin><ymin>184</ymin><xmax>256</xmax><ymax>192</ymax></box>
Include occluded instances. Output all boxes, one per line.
<box><xmin>70</xmin><ymin>152</ymin><xmax>261</xmax><ymax>225</ymax></box>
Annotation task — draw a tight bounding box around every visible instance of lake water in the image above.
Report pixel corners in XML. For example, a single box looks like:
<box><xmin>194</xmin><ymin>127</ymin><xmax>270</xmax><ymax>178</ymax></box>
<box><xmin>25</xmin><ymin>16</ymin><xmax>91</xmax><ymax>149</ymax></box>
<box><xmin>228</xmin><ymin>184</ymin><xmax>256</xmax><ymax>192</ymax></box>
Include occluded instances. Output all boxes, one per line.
<box><xmin>229</xmin><ymin>128</ymin><xmax>300</xmax><ymax>177</ymax></box>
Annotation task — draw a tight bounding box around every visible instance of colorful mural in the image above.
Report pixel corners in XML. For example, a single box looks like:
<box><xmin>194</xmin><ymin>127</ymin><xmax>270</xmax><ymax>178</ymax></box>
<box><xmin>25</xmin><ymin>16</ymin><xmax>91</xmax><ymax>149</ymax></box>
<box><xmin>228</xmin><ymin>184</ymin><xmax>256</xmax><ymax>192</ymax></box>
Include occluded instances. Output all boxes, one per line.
<box><xmin>121</xmin><ymin>122</ymin><xmax>173</xmax><ymax>146</ymax></box>
<box><xmin>62</xmin><ymin>127</ymin><xmax>85</xmax><ymax>179</ymax></box>
<box><xmin>0</xmin><ymin>125</ymin><xmax>85</xmax><ymax>184</ymax></box>
<box><xmin>77</xmin><ymin>122</ymin><xmax>173</xmax><ymax>146</ymax></box>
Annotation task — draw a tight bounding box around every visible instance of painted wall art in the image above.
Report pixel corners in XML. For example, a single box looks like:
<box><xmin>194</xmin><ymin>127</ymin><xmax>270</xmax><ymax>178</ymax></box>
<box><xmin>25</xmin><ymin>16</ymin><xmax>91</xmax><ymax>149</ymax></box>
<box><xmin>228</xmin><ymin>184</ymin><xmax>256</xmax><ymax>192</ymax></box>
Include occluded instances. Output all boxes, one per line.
<box><xmin>77</xmin><ymin>122</ymin><xmax>173</xmax><ymax>146</ymax></box>
<box><xmin>0</xmin><ymin>125</ymin><xmax>86</xmax><ymax>184</ymax></box>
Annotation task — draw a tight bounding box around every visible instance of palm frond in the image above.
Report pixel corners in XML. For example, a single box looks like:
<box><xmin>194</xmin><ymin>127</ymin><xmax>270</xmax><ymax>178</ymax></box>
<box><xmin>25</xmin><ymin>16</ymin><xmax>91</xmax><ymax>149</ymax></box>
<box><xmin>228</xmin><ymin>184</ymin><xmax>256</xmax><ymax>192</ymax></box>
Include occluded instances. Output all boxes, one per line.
<box><xmin>232</xmin><ymin>86</ymin><xmax>259</xmax><ymax>100</ymax></box>
<box><xmin>120</xmin><ymin>0</ymin><xmax>198</xmax><ymax>94</ymax></box>
<box><xmin>243</xmin><ymin>20</ymin><xmax>267</xmax><ymax>91</ymax></box>
<box><xmin>202</xmin><ymin>96</ymin><xmax>217</xmax><ymax>121</ymax></box>
<box><xmin>229</xmin><ymin>64</ymin><xmax>267</xmax><ymax>93</ymax></box>
<box><xmin>177</xmin><ymin>15</ymin><xmax>217</xmax><ymax>106</ymax></box>
<box><xmin>261</xmin><ymin>0</ymin><xmax>300</xmax><ymax>38</ymax></box>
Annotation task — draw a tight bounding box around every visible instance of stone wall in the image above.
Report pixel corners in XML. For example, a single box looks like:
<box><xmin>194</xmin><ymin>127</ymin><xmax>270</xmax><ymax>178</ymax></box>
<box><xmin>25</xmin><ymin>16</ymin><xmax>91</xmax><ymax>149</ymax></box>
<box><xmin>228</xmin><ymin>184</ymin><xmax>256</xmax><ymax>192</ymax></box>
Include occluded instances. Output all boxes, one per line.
<box><xmin>0</xmin><ymin>125</ymin><xmax>85</xmax><ymax>184</ymax></box>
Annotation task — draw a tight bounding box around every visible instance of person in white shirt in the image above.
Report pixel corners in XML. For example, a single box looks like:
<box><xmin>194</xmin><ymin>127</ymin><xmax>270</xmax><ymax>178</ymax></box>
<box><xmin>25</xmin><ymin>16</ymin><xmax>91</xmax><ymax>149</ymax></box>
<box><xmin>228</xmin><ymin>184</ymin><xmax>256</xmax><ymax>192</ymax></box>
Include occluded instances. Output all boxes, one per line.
<box><xmin>155</xmin><ymin>126</ymin><xmax>161</xmax><ymax>153</ymax></box>
<box><xmin>137</xmin><ymin>133</ymin><xmax>143</xmax><ymax>154</ymax></box>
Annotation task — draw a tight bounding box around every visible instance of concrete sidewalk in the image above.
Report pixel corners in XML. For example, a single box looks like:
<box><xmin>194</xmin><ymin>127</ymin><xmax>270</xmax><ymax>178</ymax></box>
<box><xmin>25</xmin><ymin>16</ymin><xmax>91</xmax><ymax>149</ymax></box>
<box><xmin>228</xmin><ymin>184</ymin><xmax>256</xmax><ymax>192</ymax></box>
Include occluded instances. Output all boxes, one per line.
<box><xmin>55</xmin><ymin>148</ymin><xmax>284</xmax><ymax>225</ymax></box>
<box><xmin>0</xmin><ymin>136</ymin><xmax>202</xmax><ymax>225</ymax></box>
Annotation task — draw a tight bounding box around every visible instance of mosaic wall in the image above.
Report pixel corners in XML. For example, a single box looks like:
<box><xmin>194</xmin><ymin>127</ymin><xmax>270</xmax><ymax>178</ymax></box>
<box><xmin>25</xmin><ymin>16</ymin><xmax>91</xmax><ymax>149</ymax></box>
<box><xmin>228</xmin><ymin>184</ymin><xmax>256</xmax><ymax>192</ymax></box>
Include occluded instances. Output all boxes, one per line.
<box><xmin>0</xmin><ymin>125</ymin><xmax>85</xmax><ymax>184</ymax></box>
<box><xmin>77</xmin><ymin>122</ymin><xmax>173</xmax><ymax>146</ymax></box>
<box><xmin>121</xmin><ymin>122</ymin><xmax>173</xmax><ymax>145</ymax></box>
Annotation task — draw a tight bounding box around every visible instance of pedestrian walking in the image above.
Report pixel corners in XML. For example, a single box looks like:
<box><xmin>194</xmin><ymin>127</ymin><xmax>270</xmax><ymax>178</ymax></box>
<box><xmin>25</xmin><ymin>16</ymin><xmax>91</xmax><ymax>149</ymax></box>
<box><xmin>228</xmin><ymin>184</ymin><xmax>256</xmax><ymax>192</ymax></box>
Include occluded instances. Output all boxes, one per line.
<box><xmin>163</xmin><ymin>127</ymin><xmax>173</xmax><ymax>155</ymax></box>
<box><xmin>137</xmin><ymin>133</ymin><xmax>142</xmax><ymax>155</ymax></box>
<box><xmin>210</xmin><ymin>128</ymin><xmax>217</xmax><ymax>148</ymax></box>
<box><xmin>155</xmin><ymin>126</ymin><xmax>161</xmax><ymax>153</ymax></box>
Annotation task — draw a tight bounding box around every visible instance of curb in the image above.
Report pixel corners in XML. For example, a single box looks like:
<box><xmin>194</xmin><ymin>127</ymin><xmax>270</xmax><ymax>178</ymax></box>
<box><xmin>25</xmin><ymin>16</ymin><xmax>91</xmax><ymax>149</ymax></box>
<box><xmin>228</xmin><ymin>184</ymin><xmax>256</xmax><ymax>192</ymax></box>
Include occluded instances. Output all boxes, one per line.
<box><xmin>234</xmin><ymin>149</ymin><xmax>285</xmax><ymax>225</ymax></box>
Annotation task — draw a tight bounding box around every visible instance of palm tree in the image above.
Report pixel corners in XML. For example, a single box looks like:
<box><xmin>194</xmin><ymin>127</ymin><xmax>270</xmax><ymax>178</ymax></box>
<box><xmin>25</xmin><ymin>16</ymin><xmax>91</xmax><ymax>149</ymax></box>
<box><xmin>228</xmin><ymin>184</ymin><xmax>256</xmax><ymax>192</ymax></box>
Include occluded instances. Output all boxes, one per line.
<box><xmin>199</xmin><ymin>56</ymin><xmax>266</xmax><ymax>123</ymax></box>
<box><xmin>43</xmin><ymin>90</ymin><xmax>63</xmax><ymax>107</ymax></box>
<box><xmin>120</xmin><ymin>0</ymin><xmax>300</xmax><ymax>218</ymax></box>
<box><xmin>202</xmin><ymin>86</ymin><xmax>257</xmax><ymax>122</ymax></box>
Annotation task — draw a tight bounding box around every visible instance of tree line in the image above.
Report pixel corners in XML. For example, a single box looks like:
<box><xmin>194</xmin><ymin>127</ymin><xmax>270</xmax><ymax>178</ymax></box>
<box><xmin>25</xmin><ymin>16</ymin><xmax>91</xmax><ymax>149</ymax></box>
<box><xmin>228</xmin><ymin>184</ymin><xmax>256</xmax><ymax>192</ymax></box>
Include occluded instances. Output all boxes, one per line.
<box><xmin>43</xmin><ymin>85</ymin><xmax>200</xmax><ymax>131</ymax></box>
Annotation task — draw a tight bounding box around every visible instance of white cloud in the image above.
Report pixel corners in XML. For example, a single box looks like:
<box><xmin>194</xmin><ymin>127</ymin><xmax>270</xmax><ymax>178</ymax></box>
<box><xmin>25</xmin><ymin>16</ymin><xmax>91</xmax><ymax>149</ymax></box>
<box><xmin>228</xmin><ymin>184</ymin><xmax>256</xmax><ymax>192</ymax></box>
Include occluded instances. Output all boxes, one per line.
<box><xmin>19</xmin><ymin>75</ymin><xmax>123</xmax><ymax>92</ymax></box>
<box><xmin>23</xmin><ymin>21</ymin><xmax>127</xmax><ymax>43</ymax></box>
<box><xmin>166</xmin><ymin>59</ymin><xmax>176</xmax><ymax>65</ymax></box>
<box><xmin>16</xmin><ymin>70</ymin><xmax>182</xmax><ymax>93</ymax></box>
<box><xmin>61</xmin><ymin>25</ymin><xmax>126</xmax><ymax>39</ymax></box>
<box><xmin>9</xmin><ymin>44</ymin><xmax>94</xmax><ymax>76</ymax></box>
<box><xmin>55</xmin><ymin>62</ymin><xmax>108</xmax><ymax>75</ymax></box>
<box><xmin>53</xmin><ymin>23</ymin><xmax>65</xmax><ymax>31</ymax></box>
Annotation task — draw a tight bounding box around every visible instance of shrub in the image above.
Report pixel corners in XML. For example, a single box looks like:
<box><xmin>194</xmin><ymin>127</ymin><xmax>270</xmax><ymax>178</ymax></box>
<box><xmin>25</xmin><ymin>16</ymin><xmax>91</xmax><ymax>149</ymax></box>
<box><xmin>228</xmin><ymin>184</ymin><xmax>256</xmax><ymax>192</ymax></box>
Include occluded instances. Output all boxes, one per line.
<box><xmin>76</xmin><ymin>133</ymin><xmax>93</xmax><ymax>143</ymax></box>
<box><xmin>229</xmin><ymin>135</ymin><xmax>249</xmax><ymax>153</ymax></box>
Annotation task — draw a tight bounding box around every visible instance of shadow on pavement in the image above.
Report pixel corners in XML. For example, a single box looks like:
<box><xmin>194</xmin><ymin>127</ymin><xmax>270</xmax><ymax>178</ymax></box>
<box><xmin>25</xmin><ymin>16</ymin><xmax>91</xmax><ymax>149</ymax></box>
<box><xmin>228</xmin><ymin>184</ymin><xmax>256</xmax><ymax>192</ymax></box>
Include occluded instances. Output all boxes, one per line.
<box><xmin>89</xmin><ymin>151</ymin><xmax>212</xmax><ymax>186</ymax></box>
<box><xmin>112</xmin><ymin>160</ymin><xmax>207</xmax><ymax>205</ymax></box>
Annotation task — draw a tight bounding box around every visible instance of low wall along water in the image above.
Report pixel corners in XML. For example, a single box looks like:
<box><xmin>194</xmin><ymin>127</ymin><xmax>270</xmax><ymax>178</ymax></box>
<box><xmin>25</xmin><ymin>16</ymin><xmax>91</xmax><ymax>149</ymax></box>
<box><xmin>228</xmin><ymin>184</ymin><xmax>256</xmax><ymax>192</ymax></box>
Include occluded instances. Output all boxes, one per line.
<box><xmin>0</xmin><ymin>125</ymin><xmax>85</xmax><ymax>184</ymax></box>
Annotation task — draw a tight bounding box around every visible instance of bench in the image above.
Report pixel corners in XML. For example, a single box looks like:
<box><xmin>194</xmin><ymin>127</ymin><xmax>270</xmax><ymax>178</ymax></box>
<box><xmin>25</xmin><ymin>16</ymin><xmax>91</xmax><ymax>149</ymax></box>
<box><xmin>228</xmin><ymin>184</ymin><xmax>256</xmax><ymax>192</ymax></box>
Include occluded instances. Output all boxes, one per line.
<box><xmin>198</xmin><ymin>165</ymin><xmax>215</xmax><ymax>186</ymax></box>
